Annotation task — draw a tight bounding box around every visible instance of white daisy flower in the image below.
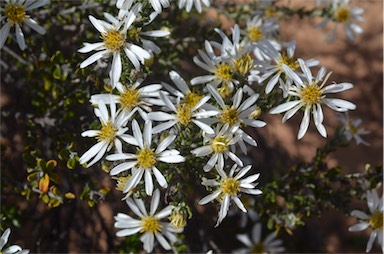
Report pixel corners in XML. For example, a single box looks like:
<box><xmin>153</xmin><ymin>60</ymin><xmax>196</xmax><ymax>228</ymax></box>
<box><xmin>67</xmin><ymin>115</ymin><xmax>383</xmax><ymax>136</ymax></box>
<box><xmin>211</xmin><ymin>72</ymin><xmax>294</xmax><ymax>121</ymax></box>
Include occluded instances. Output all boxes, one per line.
<box><xmin>114</xmin><ymin>189</ymin><xmax>182</xmax><ymax>253</ymax></box>
<box><xmin>191</xmin><ymin>124</ymin><xmax>243</xmax><ymax>172</ymax></box>
<box><xmin>79</xmin><ymin>98</ymin><xmax>130</xmax><ymax>167</ymax></box>
<box><xmin>269</xmin><ymin>58</ymin><xmax>356</xmax><ymax>139</ymax></box>
<box><xmin>78</xmin><ymin>5</ymin><xmax>145</xmax><ymax>88</ymax></box>
<box><xmin>90</xmin><ymin>79</ymin><xmax>163</xmax><ymax>121</ymax></box>
<box><xmin>349</xmin><ymin>189</ymin><xmax>383</xmax><ymax>253</ymax></box>
<box><xmin>198</xmin><ymin>164</ymin><xmax>262</xmax><ymax>226</ymax></box>
<box><xmin>258</xmin><ymin>40</ymin><xmax>319</xmax><ymax>95</ymax></box>
<box><xmin>336</xmin><ymin>112</ymin><xmax>370</xmax><ymax>146</ymax></box>
<box><xmin>147</xmin><ymin>91</ymin><xmax>216</xmax><ymax>134</ymax></box>
<box><xmin>106</xmin><ymin>119</ymin><xmax>185</xmax><ymax>196</ymax></box>
<box><xmin>191</xmin><ymin>40</ymin><xmax>239</xmax><ymax>95</ymax></box>
<box><xmin>178</xmin><ymin>0</ymin><xmax>210</xmax><ymax>13</ymax></box>
<box><xmin>206</xmin><ymin>84</ymin><xmax>266</xmax><ymax>130</ymax></box>
<box><xmin>0</xmin><ymin>228</ymin><xmax>29</xmax><ymax>254</ymax></box>
<box><xmin>234</xmin><ymin>223</ymin><xmax>285</xmax><ymax>254</ymax></box>
<box><xmin>0</xmin><ymin>0</ymin><xmax>48</xmax><ymax>50</ymax></box>
<box><xmin>317</xmin><ymin>0</ymin><xmax>364</xmax><ymax>41</ymax></box>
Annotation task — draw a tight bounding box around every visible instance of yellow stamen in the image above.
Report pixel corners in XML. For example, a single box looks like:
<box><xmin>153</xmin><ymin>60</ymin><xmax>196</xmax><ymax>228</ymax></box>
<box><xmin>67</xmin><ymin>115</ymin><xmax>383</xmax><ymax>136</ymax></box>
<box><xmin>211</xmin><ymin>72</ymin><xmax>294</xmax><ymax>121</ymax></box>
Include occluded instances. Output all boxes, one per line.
<box><xmin>5</xmin><ymin>4</ymin><xmax>26</xmax><ymax>25</ymax></box>
<box><xmin>114</xmin><ymin>176</ymin><xmax>131</xmax><ymax>191</ymax></box>
<box><xmin>369</xmin><ymin>211</ymin><xmax>383</xmax><ymax>229</ymax></box>
<box><xmin>136</xmin><ymin>148</ymin><xmax>157</xmax><ymax>169</ymax></box>
<box><xmin>220</xmin><ymin>177</ymin><xmax>240</xmax><ymax>195</ymax></box>
<box><xmin>218</xmin><ymin>84</ymin><xmax>232</xmax><ymax>99</ymax></box>
<box><xmin>219</xmin><ymin>107</ymin><xmax>239</xmax><ymax>126</ymax></box>
<box><xmin>234</xmin><ymin>53</ymin><xmax>254</xmax><ymax>75</ymax></box>
<box><xmin>278</xmin><ymin>52</ymin><xmax>299</xmax><ymax>72</ymax></box>
<box><xmin>247</xmin><ymin>27</ymin><xmax>263</xmax><ymax>42</ymax></box>
<box><xmin>211</xmin><ymin>136</ymin><xmax>229</xmax><ymax>153</ymax></box>
<box><xmin>97</xmin><ymin>122</ymin><xmax>117</xmax><ymax>143</ymax></box>
<box><xmin>300</xmin><ymin>85</ymin><xmax>322</xmax><ymax>106</ymax></box>
<box><xmin>120</xmin><ymin>87</ymin><xmax>140</xmax><ymax>110</ymax></box>
<box><xmin>184</xmin><ymin>92</ymin><xmax>202</xmax><ymax>108</ymax></box>
<box><xmin>334</xmin><ymin>7</ymin><xmax>351</xmax><ymax>23</ymax></box>
<box><xmin>128</xmin><ymin>27</ymin><xmax>141</xmax><ymax>42</ymax></box>
<box><xmin>252</xmin><ymin>243</ymin><xmax>266</xmax><ymax>254</ymax></box>
<box><xmin>214</xmin><ymin>62</ymin><xmax>233</xmax><ymax>83</ymax></box>
<box><xmin>169</xmin><ymin>211</ymin><xmax>187</xmax><ymax>229</ymax></box>
<box><xmin>140</xmin><ymin>216</ymin><xmax>162</xmax><ymax>233</ymax></box>
<box><xmin>176</xmin><ymin>104</ymin><xmax>192</xmax><ymax>126</ymax></box>
<box><xmin>102</xmin><ymin>29</ymin><xmax>125</xmax><ymax>52</ymax></box>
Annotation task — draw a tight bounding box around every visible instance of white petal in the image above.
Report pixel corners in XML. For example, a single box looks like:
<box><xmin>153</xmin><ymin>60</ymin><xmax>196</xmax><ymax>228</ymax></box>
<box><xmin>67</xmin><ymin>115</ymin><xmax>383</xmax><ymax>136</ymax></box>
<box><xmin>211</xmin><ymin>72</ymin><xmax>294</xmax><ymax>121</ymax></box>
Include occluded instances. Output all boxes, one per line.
<box><xmin>156</xmin><ymin>205</ymin><xmax>173</xmax><ymax>219</ymax></box>
<box><xmin>148</xmin><ymin>112</ymin><xmax>174</xmax><ymax>121</ymax></box>
<box><xmin>265</xmin><ymin>72</ymin><xmax>280</xmax><ymax>94</ymax></box>
<box><xmin>159</xmin><ymin>154</ymin><xmax>185</xmax><ymax>163</ymax></box>
<box><xmin>156</xmin><ymin>135</ymin><xmax>176</xmax><ymax>153</ymax></box>
<box><xmin>153</xmin><ymin>167</ymin><xmax>168</xmax><ymax>188</ymax></box>
<box><xmin>233</xmin><ymin>196</ymin><xmax>247</xmax><ymax>212</ymax></box>
<box><xmin>270</xmin><ymin>100</ymin><xmax>301</xmax><ymax>114</ymax></box>
<box><xmin>152</xmin><ymin>121</ymin><xmax>177</xmax><ymax>134</ymax></box>
<box><xmin>15</xmin><ymin>24</ymin><xmax>26</xmax><ymax>50</ymax></box>
<box><xmin>199</xmin><ymin>190</ymin><xmax>221</xmax><ymax>205</ymax></box>
<box><xmin>144</xmin><ymin>169</ymin><xmax>154</xmax><ymax>195</ymax></box>
<box><xmin>192</xmin><ymin>120</ymin><xmax>215</xmax><ymax>135</ymax></box>
<box><xmin>351</xmin><ymin>210</ymin><xmax>369</xmax><ymax>220</ymax></box>
<box><xmin>155</xmin><ymin>233</ymin><xmax>171</xmax><ymax>250</ymax></box>
<box><xmin>282</xmin><ymin>64</ymin><xmax>303</xmax><ymax>86</ymax></box>
<box><xmin>132</xmin><ymin>120</ymin><xmax>144</xmax><ymax>149</ymax></box>
<box><xmin>0</xmin><ymin>22</ymin><xmax>11</xmax><ymax>49</ymax></box>
<box><xmin>110</xmin><ymin>161</ymin><xmax>136</xmax><ymax>175</ymax></box>
<box><xmin>80</xmin><ymin>50</ymin><xmax>107</xmax><ymax>68</ymax></box>
<box><xmin>241</xmin><ymin>173</ymin><xmax>260</xmax><ymax>184</ymax></box>
<box><xmin>110</xmin><ymin>52</ymin><xmax>122</xmax><ymax>88</ymax></box>
<box><xmin>348</xmin><ymin>222</ymin><xmax>370</xmax><ymax>232</ymax></box>
<box><xmin>123</xmin><ymin>168</ymin><xmax>144</xmax><ymax>193</ymax></box>
<box><xmin>366</xmin><ymin>230</ymin><xmax>377</xmax><ymax>253</ymax></box>
<box><xmin>150</xmin><ymin>189</ymin><xmax>160</xmax><ymax>215</ymax></box>
<box><xmin>207</xmin><ymin>84</ymin><xmax>225</xmax><ymax>108</ymax></box>
<box><xmin>24</xmin><ymin>18</ymin><xmax>45</xmax><ymax>34</ymax></box>
<box><xmin>116</xmin><ymin>227</ymin><xmax>141</xmax><ymax>237</ymax></box>
<box><xmin>298</xmin><ymin>107</ymin><xmax>311</xmax><ymax>139</ymax></box>
<box><xmin>190</xmin><ymin>75</ymin><xmax>216</xmax><ymax>85</ymax></box>
<box><xmin>89</xmin><ymin>16</ymin><xmax>106</xmax><ymax>34</ymax></box>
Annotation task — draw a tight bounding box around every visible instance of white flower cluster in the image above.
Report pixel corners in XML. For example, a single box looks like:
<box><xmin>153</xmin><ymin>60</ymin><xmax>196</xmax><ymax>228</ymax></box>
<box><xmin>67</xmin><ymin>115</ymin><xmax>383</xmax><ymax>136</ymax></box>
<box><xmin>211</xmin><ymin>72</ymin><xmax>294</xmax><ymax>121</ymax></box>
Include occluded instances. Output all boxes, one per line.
<box><xmin>76</xmin><ymin>0</ymin><xmax>366</xmax><ymax>252</ymax></box>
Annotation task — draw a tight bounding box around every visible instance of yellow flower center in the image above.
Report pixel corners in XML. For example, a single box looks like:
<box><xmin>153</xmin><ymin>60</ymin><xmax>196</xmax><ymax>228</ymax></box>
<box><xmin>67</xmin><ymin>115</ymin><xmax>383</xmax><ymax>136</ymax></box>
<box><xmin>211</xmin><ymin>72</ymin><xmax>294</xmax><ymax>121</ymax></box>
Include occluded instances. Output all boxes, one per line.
<box><xmin>214</xmin><ymin>62</ymin><xmax>233</xmax><ymax>83</ymax></box>
<box><xmin>140</xmin><ymin>216</ymin><xmax>162</xmax><ymax>234</ymax></box>
<box><xmin>369</xmin><ymin>211</ymin><xmax>383</xmax><ymax>229</ymax></box>
<box><xmin>334</xmin><ymin>7</ymin><xmax>351</xmax><ymax>23</ymax></box>
<box><xmin>265</xmin><ymin>6</ymin><xmax>276</xmax><ymax>18</ymax></box>
<box><xmin>114</xmin><ymin>176</ymin><xmax>131</xmax><ymax>191</ymax></box>
<box><xmin>247</xmin><ymin>27</ymin><xmax>263</xmax><ymax>42</ymax></box>
<box><xmin>169</xmin><ymin>211</ymin><xmax>187</xmax><ymax>229</ymax></box>
<box><xmin>136</xmin><ymin>148</ymin><xmax>157</xmax><ymax>169</ymax></box>
<box><xmin>5</xmin><ymin>4</ymin><xmax>26</xmax><ymax>25</ymax></box>
<box><xmin>184</xmin><ymin>92</ymin><xmax>202</xmax><ymax>108</ymax></box>
<box><xmin>234</xmin><ymin>53</ymin><xmax>253</xmax><ymax>75</ymax></box>
<box><xmin>278</xmin><ymin>53</ymin><xmax>299</xmax><ymax>72</ymax></box>
<box><xmin>300</xmin><ymin>84</ymin><xmax>322</xmax><ymax>106</ymax></box>
<box><xmin>252</xmin><ymin>243</ymin><xmax>266</xmax><ymax>254</ymax></box>
<box><xmin>219</xmin><ymin>107</ymin><xmax>239</xmax><ymax>126</ymax></box>
<box><xmin>120</xmin><ymin>87</ymin><xmax>140</xmax><ymax>110</ymax></box>
<box><xmin>97</xmin><ymin>122</ymin><xmax>117</xmax><ymax>143</ymax></box>
<box><xmin>128</xmin><ymin>27</ymin><xmax>141</xmax><ymax>42</ymax></box>
<box><xmin>220</xmin><ymin>177</ymin><xmax>240</xmax><ymax>195</ymax></box>
<box><xmin>218</xmin><ymin>84</ymin><xmax>232</xmax><ymax>99</ymax></box>
<box><xmin>211</xmin><ymin>136</ymin><xmax>229</xmax><ymax>153</ymax></box>
<box><xmin>249</xmin><ymin>107</ymin><xmax>262</xmax><ymax>119</ymax></box>
<box><xmin>176</xmin><ymin>104</ymin><xmax>192</xmax><ymax>126</ymax></box>
<box><xmin>102</xmin><ymin>29</ymin><xmax>125</xmax><ymax>52</ymax></box>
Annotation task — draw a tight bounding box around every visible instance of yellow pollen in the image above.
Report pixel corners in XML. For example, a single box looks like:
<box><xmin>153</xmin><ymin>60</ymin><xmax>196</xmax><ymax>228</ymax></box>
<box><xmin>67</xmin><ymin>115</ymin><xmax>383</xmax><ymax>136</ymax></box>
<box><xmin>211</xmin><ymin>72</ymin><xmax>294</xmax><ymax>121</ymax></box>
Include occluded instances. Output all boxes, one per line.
<box><xmin>120</xmin><ymin>87</ymin><xmax>140</xmax><ymax>110</ymax></box>
<box><xmin>219</xmin><ymin>107</ymin><xmax>239</xmax><ymax>126</ymax></box>
<box><xmin>102</xmin><ymin>29</ymin><xmax>125</xmax><ymax>52</ymax></box>
<box><xmin>265</xmin><ymin>6</ymin><xmax>276</xmax><ymax>18</ymax></box>
<box><xmin>247</xmin><ymin>27</ymin><xmax>263</xmax><ymax>42</ymax></box>
<box><xmin>252</xmin><ymin>243</ymin><xmax>266</xmax><ymax>254</ymax></box>
<box><xmin>114</xmin><ymin>176</ymin><xmax>131</xmax><ymax>191</ymax></box>
<box><xmin>169</xmin><ymin>211</ymin><xmax>187</xmax><ymax>229</ymax></box>
<box><xmin>97</xmin><ymin>122</ymin><xmax>117</xmax><ymax>143</ymax></box>
<box><xmin>128</xmin><ymin>27</ymin><xmax>141</xmax><ymax>42</ymax></box>
<box><xmin>136</xmin><ymin>148</ymin><xmax>157</xmax><ymax>169</ymax></box>
<box><xmin>214</xmin><ymin>62</ymin><xmax>233</xmax><ymax>83</ymax></box>
<box><xmin>369</xmin><ymin>211</ymin><xmax>383</xmax><ymax>229</ymax></box>
<box><xmin>220</xmin><ymin>177</ymin><xmax>240</xmax><ymax>195</ymax></box>
<box><xmin>300</xmin><ymin>85</ymin><xmax>322</xmax><ymax>106</ymax></box>
<box><xmin>278</xmin><ymin>53</ymin><xmax>299</xmax><ymax>72</ymax></box>
<box><xmin>140</xmin><ymin>216</ymin><xmax>162</xmax><ymax>234</ymax></box>
<box><xmin>218</xmin><ymin>84</ymin><xmax>232</xmax><ymax>99</ymax></box>
<box><xmin>249</xmin><ymin>107</ymin><xmax>262</xmax><ymax>119</ymax></box>
<box><xmin>334</xmin><ymin>7</ymin><xmax>351</xmax><ymax>23</ymax></box>
<box><xmin>211</xmin><ymin>136</ymin><xmax>229</xmax><ymax>153</ymax></box>
<box><xmin>184</xmin><ymin>92</ymin><xmax>202</xmax><ymax>108</ymax></box>
<box><xmin>176</xmin><ymin>104</ymin><xmax>192</xmax><ymax>126</ymax></box>
<box><xmin>234</xmin><ymin>53</ymin><xmax>254</xmax><ymax>75</ymax></box>
<box><xmin>5</xmin><ymin>4</ymin><xmax>26</xmax><ymax>25</ymax></box>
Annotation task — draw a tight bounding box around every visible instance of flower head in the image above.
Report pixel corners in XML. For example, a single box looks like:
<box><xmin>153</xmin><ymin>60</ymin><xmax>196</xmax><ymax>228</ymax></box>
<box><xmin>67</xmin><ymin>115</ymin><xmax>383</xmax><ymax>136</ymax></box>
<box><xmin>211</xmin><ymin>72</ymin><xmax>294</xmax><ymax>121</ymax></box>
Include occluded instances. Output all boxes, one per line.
<box><xmin>198</xmin><ymin>164</ymin><xmax>262</xmax><ymax>226</ymax></box>
<box><xmin>178</xmin><ymin>0</ymin><xmax>210</xmax><ymax>13</ymax></box>
<box><xmin>270</xmin><ymin>59</ymin><xmax>356</xmax><ymax>139</ymax></box>
<box><xmin>114</xmin><ymin>189</ymin><xmax>182</xmax><ymax>252</ymax></box>
<box><xmin>0</xmin><ymin>0</ymin><xmax>48</xmax><ymax>50</ymax></box>
<box><xmin>0</xmin><ymin>228</ymin><xmax>30</xmax><ymax>254</ymax></box>
<box><xmin>349</xmin><ymin>189</ymin><xmax>383</xmax><ymax>253</ymax></box>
